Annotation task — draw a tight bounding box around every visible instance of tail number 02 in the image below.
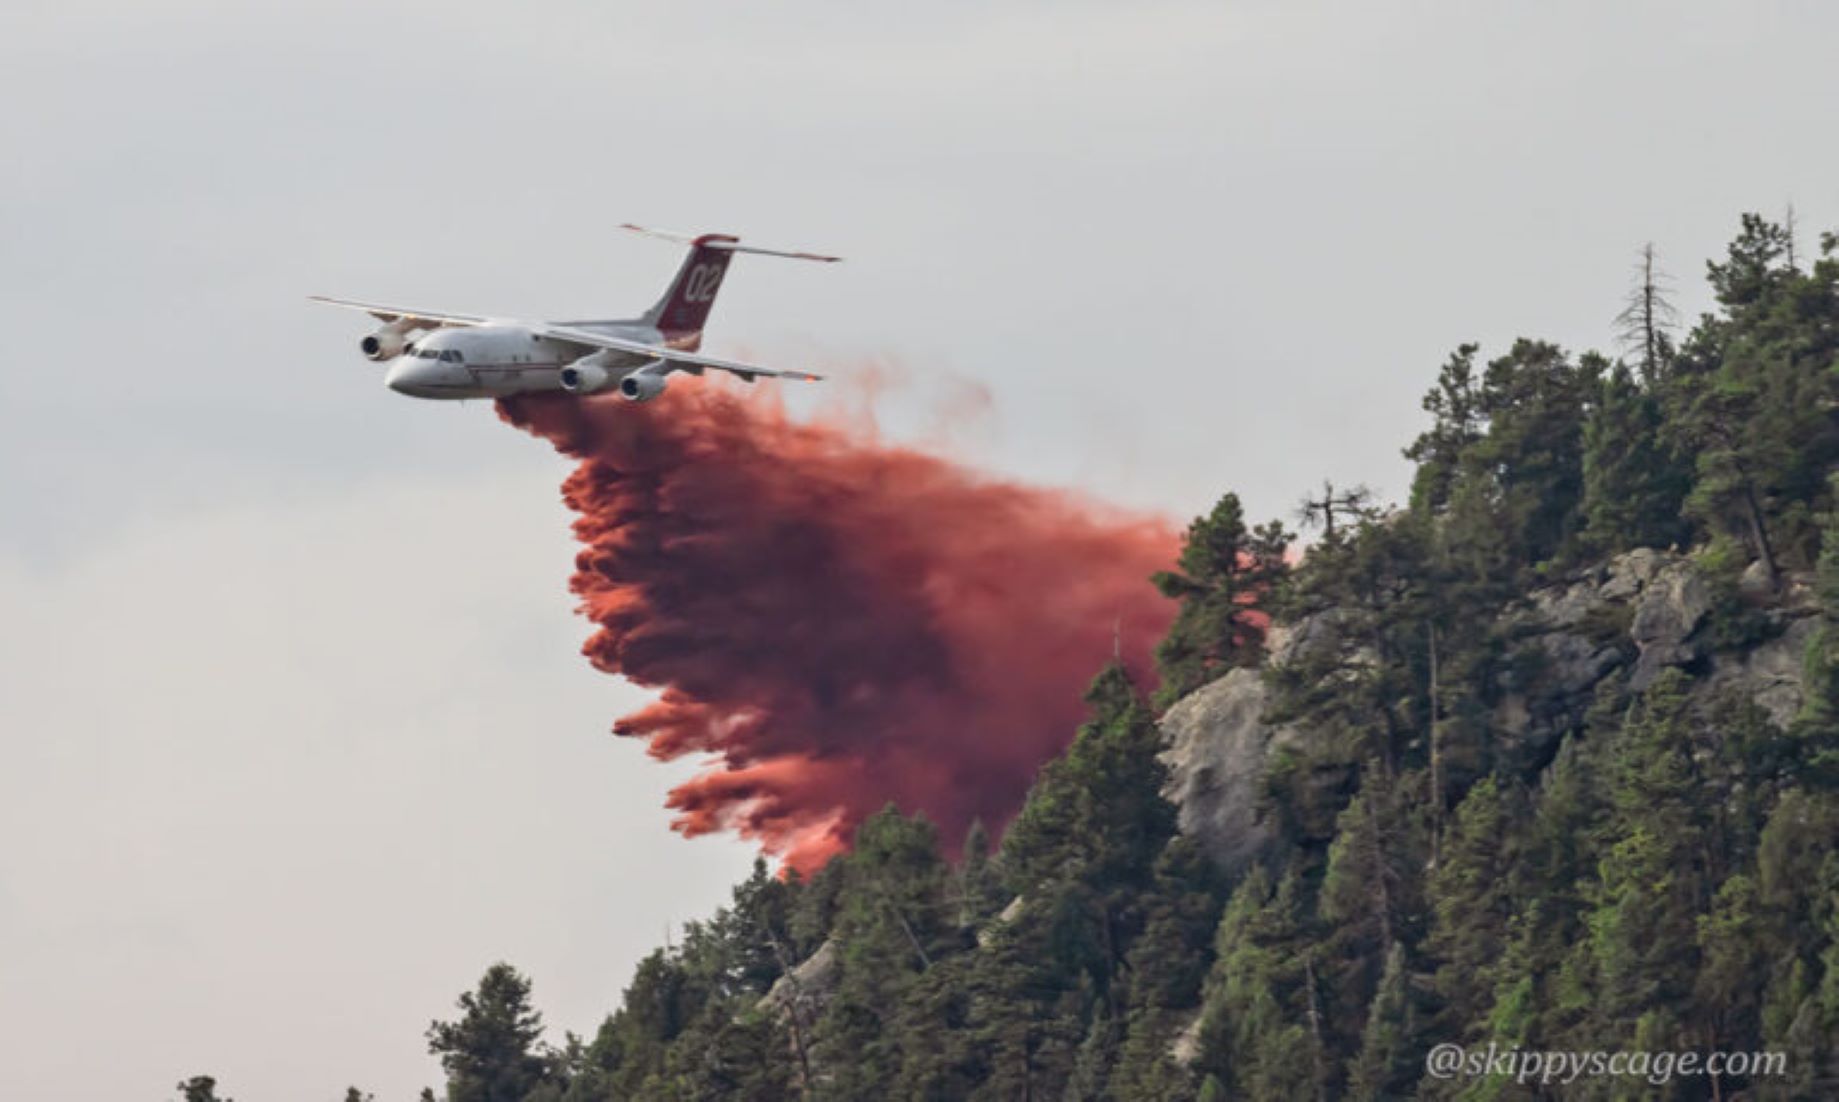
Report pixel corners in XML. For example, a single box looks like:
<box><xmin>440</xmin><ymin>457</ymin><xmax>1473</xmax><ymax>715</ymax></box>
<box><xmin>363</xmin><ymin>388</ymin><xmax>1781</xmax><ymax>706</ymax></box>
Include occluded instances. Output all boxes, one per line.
<box><xmin>684</xmin><ymin>264</ymin><xmax>724</xmax><ymax>303</ymax></box>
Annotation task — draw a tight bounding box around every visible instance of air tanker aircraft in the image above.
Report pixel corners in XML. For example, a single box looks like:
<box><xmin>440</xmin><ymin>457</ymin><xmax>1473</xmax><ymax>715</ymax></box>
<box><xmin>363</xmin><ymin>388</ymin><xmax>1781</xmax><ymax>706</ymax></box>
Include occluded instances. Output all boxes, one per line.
<box><xmin>311</xmin><ymin>226</ymin><xmax>838</xmax><ymax>401</ymax></box>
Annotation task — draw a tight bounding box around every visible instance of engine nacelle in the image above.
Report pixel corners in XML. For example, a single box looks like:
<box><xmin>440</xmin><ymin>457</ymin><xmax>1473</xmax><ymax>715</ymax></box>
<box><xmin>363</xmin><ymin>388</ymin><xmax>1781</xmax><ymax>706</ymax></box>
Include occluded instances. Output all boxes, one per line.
<box><xmin>360</xmin><ymin>322</ymin><xmax>414</xmax><ymax>362</ymax></box>
<box><xmin>620</xmin><ymin>370</ymin><xmax>668</xmax><ymax>403</ymax></box>
<box><xmin>559</xmin><ymin>361</ymin><xmax>614</xmax><ymax>394</ymax></box>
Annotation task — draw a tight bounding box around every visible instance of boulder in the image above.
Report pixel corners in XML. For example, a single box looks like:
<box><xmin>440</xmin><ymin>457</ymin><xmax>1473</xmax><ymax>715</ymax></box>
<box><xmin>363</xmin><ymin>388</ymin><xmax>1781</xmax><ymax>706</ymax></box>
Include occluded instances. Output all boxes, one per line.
<box><xmin>1492</xmin><ymin>627</ymin><xmax>1626</xmax><ymax>760</ymax></box>
<box><xmin>758</xmin><ymin>939</ymin><xmax>840</xmax><ymax>1021</ymax></box>
<box><xmin>1159</xmin><ymin>668</ymin><xmax>1285</xmax><ymax>875</ymax></box>
<box><xmin>1600</xmin><ymin>547</ymin><xmax>1671</xmax><ymax>600</ymax></box>
<box><xmin>1739</xmin><ymin>559</ymin><xmax>1773</xmax><ymax>599</ymax></box>
<box><xmin>1169</xmin><ymin>1011</ymin><xmax>1204</xmax><ymax>1067</ymax></box>
<box><xmin>1629</xmin><ymin>561</ymin><xmax>1713</xmax><ymax>689</ymax></box>
<box><xmin>977</xmin><ymin>895</ymin><xmax>1028</xmax><ymax>948</ymax></box>
<box><xmin>1267</xmin><ymin>606</ymin><xmax>1364</xmax><ymax>668</ymax></box>
<box><xmin>1705</xmin><ymin>615</ymin><xmax>1815</xmax><ymax>729</ymax></box>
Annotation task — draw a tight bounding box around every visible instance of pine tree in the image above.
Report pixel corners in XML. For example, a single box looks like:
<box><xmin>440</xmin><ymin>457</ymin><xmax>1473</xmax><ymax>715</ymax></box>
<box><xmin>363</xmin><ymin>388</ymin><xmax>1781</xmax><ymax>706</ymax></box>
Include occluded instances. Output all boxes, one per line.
<box><xmin>1754</xmin><ymin>788</ymin><xmax>1839</xmax><ymax>1093</ymax></box>
<box><xmin>1106</xmin><ymin>839</ymin><xmax>1223</xmax><ymax>1099</ymax></box>
<box><xmin>1665</xmin><ymin>215</ymin><xmax>1839</xmax><ymax>583</ymax></box>
<box><xmin>173</xmin><ymin>1077</ymin><xmax>232</xmax><ymax>1102</ymax></box>
<box><xmin>1793</xmin><ymin>476</ymin><xmax>1839</xmax><ymax>779</ymax></box>
<box><xmin>955</xmin><ymin>819</ymin><xmax>1006</xmax><ymax>928</ymax></box>
<box><xmin>1320</xmin><ymin>763</ymin><xmax>1422</xmax><ymax>974</ymax></box>
<box><xmin>1577</xmin><ymin>361</ymin><xmax>1692</xmax><ymax>558</ymax></box>
<box><xmin>1152</xmin><ymin>494</ymin><xmax>1289</xmax><ymax>706</ymax></box>
<box><xmin>1346</xmin><ymin>941</ymin><xmax>1421</xmax><ymax>1100</ymax></box>
<box><xmin>657</xmin><ymin>1001</ymin><xmax>793</xmax><ymax>1101</ymax></box>
<box><xmin>427</xmin><ymin>963</ymin><xmax>555</xmax><ymax>1102</ymax></box>
<box><xmin>1405</xmin><ymin>344</ymin><xmax>1485</xmax><ymax>515</ymax></box>
<box><xmin>1463</xmin><ymin>339</ymin><xmax>1599</xmax><ymax>571</ymax></box>
<box><xmin>1581</xmin><ymin>672</ymin><xmax>1711</xmax><ymax>1047</ymax></box>
<box><xmin>567</xmin><ymin>950</ymin><xmax>696</xmax><ymax>1100</ymax></box>
<box><xmin>1002</xmin><ymin>663</ymin><xmax>1177</xmax><ymax>897</ymax></box>
<box><xmin>1695</xmin><ymin>873</ymin><xmax>1764</xmax><ymax>1057</ymax></box>
<box><xmin>1194</xmin><ymin>865</ymin><xmax>1327</xmax><ymax>1101</ymax></box>
<box><xmin>812</xmin><ymin>808</ymin><xmax>953</xmax><ymax>1098</ymax></box>
<box><xmin>1426</xmin><ymin>775</ymin><xmax>1518</xmax><ymax>1035</ymax></box>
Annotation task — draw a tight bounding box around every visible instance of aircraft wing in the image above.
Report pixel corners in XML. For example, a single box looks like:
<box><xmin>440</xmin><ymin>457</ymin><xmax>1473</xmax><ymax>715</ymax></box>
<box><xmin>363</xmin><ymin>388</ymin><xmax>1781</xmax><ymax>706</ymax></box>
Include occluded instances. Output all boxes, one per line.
<box><xmin>309</xmin><ymin>296</ymin><xmax>821</xmax><ymax>383</ymax></box>
<box><xmin>539</xmin><ymin>324</ymin><xmax>824</xmax><ymax>383</ymax></box>
<box><xmin>307</xmin><ymin>296</ymin><xmax>491</xmax><ymax>328</ymax></box>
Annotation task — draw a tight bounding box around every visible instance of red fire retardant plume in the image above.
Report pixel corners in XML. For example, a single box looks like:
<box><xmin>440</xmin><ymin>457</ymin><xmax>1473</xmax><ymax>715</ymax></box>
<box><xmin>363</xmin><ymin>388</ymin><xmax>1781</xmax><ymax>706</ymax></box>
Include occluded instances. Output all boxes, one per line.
<box><xmin>499</xmin><ymin>382</ymin><xmax>1179</xmax><ymax>874</ymax></box>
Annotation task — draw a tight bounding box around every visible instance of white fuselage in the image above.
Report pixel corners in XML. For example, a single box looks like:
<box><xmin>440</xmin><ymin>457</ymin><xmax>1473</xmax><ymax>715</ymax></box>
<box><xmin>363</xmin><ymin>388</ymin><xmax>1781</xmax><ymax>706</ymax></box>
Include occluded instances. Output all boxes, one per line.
<box><xmin>319</xmin><ymin>226</ymin><xmax>834</xmax><ymax>400</ymax></box>
<box><xmin>385</xmin><ymin>323</ymin><xmax>671</xmax><ymax>400</ymax></box>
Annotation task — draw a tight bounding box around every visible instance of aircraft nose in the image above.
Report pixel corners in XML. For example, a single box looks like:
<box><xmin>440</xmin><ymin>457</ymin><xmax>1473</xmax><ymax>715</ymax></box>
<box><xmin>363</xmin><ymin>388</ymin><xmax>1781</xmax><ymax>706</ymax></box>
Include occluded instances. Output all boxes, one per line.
<box><xmin>386</xmin><ymin>358</ymin><xmax>435</xmax><ymax>396</ymax></box>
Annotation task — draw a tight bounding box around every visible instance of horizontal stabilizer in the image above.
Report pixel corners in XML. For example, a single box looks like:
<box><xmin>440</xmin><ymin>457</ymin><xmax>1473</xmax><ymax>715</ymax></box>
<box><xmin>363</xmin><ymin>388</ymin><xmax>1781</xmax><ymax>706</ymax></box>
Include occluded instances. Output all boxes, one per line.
<box><xmin>620</xmin><ymin>223</ymin><xmax>841</xmax><ymax>263</ymax></box>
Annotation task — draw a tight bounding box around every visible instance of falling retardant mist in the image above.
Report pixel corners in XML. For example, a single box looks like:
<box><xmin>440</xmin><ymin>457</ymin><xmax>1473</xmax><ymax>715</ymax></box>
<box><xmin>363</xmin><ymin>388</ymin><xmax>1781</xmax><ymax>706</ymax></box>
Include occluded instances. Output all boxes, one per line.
<box><xmin>499</xmin><ymin>381</ymin><xmax>1180</xmax><ymax>873</ymax></box>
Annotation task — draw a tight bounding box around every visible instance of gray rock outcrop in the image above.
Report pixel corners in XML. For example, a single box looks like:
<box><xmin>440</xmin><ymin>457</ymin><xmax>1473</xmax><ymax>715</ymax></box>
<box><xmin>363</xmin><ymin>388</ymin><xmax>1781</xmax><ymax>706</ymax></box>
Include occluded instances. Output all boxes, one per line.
<box><xmin>1627</xmin><ymin>557</ymin><xmax>1714</xmax><ymax>689</ymax></box>
<box><xmin>1159</xmin><ymin>668</ymin><xmax>1286</xmax><ymax>876</ymax></box>
<box><xmin>1493</xmin><ymin>550</ymin><xmax>1718</xmax><ymax>760</ymax></box>
<box><xmin>758</xmin><ymin>938</ymin><xmax>840</xmax><ymax>1020</ymax></box>
<box><xmin>1160</xmin><ymin>547</ymin><xmax>1815</xmax><ymax>873</ymax></box>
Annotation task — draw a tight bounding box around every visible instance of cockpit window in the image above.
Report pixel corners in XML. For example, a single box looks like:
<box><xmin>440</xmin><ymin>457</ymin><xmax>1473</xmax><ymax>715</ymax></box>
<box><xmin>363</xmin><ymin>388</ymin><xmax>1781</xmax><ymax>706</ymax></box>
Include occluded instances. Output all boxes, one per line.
<box><xmin>440</xmin><ymin>350</ymin><xmax>462</xmax><ymax>363</ymax></box>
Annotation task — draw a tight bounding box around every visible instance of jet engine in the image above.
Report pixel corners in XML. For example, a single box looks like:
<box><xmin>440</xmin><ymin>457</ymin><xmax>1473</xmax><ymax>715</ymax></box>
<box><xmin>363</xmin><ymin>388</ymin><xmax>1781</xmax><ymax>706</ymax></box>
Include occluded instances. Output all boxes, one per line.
<box><xmin>559</xmin><ymin>361</ymin><xmax>614</xmax><ymax>394</ymax></box>
<box><xmin>620</xmin><ymin>370</ymin><xmax>668</xmax><ymax>403</ymax></box>
<box><xmin>360</xmin><ymin>322</ymin><xmax>415</xmax><ymax>362</ymax></box>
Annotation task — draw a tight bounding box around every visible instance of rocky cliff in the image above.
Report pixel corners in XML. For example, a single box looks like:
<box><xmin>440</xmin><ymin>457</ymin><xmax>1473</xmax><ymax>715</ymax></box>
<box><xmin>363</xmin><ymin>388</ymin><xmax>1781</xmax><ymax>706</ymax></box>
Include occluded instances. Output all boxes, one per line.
<box><xmin>1159</xmin><ymin>548</ymin><xmax>1819</xmax><ymax>875</ymax></box>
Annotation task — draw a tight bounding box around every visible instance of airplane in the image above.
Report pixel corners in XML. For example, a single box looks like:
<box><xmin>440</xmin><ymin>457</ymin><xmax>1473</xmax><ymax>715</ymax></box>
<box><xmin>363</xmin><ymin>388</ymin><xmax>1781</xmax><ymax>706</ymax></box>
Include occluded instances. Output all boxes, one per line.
<box><xmin>310</xmin><ymin>225</ymin><xmax>839</xmax><ymax>401</ymax></box>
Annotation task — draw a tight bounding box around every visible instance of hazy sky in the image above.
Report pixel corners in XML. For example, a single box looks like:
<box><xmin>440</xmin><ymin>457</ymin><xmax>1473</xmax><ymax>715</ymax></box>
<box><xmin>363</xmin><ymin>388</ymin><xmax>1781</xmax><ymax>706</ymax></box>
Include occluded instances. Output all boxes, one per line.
<box><xmin>2</xmin><ymin>2</ymin><xmax>1836</xmax><ymax>1098</ymax></box>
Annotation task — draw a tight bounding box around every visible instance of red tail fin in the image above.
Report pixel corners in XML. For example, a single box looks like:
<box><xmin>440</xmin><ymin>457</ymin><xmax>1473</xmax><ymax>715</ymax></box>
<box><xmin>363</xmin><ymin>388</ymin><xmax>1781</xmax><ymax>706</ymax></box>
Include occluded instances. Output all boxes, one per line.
<box><xmin>645</xmin><ymin>235</ymin><xmax>739</xmax><ymax>337</ymax></box>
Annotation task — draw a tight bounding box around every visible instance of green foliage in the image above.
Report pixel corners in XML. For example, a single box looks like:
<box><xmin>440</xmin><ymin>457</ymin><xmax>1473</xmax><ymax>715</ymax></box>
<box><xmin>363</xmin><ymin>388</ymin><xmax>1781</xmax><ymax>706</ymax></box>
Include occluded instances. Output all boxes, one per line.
<box><xmin>1582</xmin><ymin>673</ymin><xmax>1711</xmax><ymax>1037</ymax></box>
<box><xmin>173</xmin><ymin>1077</ymin><xmax>232</xmax><ymax>1102</ymax></box>
<box><xmin>1793</xmin><ymin>478</ymin><xmax>1839</xmax><ymax>780</ymax></box>
<box><xmin>812</xmin><ymin>807</ymin><xmax>955</xmax><ymax>1098</ymax></box>
<box><xmin>1469</xmin><ymin>339</ymin><xmax>1601</xmax><ymax>569</ymax></box>
<box><xmin>1665</xmin><ymin>216</ymin><xmax>1839</xmax><ymax>580</ymax></box>
<box><xmin>1003</xmin><ymin>663</ymin><xmax>1175</xmax><ymax>894</ymax></box>
<box><xmin>1152</xmin><ymin>493</ymin><xmax>1289</xmax><ymax>705</ymax></box>
<box><xmin>1426</xmin><ymin>775</ymin><xmax>1518</xmax><ymax>1032</ymax></box>
<box><xmin>1577</xmin><ymin>361</ymin><xmax>1693</xmax><ymax>558</ymax></box>
<box><xmin>428</xmin><ymin>964</ymin><xmax>556</xmax><ymax>1102</ymax></box>
<box><xmin>1346</xmin><ymin>941</ymin><xmax>1422</xmax><ymax>1101</ymax></box>
<box><xmin>1405</xmin><ymin>343</ymin><xmax>1485</xmax><ymax>515</ymax></box>
<box><xmin>1194</xmin><ymin>864</ymin><xmax>1325</xmax><ymax>1100</ymax></box>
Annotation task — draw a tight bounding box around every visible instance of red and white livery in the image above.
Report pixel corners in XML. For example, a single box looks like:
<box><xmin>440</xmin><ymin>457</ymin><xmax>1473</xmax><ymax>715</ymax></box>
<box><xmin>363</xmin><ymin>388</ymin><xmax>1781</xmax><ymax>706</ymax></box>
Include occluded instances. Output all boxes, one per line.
<box><xmin>312</xmin><ymin>225</ymin><xmax>839</xmax><ymax>401</ymax></box>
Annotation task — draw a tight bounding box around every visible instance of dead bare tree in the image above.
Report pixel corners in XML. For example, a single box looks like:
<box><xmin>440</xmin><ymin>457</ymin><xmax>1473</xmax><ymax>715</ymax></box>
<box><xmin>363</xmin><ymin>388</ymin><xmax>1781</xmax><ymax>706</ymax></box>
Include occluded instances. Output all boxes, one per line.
<box><xmin>1785</xmin><ymin>201</ymin><xmax>1800</xmax><ymax>271</ymax></box>
<box><xmin>1295</xmin><ymin>479</ymin><xmax>1377</xmax><ymax>540</ymax></box>
<box><xmin>1614</xmin><ymin>242</ymin><xmax>1680</xmax><ymax>385</ymax></box>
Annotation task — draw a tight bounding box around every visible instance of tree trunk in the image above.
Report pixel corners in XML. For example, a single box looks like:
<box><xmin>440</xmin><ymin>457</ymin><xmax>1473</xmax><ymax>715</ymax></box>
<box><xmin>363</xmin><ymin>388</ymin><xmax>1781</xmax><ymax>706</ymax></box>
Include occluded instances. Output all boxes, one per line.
<box><xmin>1740</xmin><ymin>479</ymin><xmax>1780</xmax><ymax>592</ymax></box>
<box><xmin>1304</xmin><ymin>956</ymin><xmax>1331</xmax><ymax>1102</ymax></box>
<box><xmin>766</xmin><ymin>932</ymin><xmax>815</xmax><ymax>1097</ymax></box>
<box><xmin>882</xmin><ymin>893</ymin><xmax>933</xmax><ymax>971</ymax></box>
<box><xmin>1428</xmin><ymin>625</ymin><xmax>1443</xmax><ymax>867</ymax></box>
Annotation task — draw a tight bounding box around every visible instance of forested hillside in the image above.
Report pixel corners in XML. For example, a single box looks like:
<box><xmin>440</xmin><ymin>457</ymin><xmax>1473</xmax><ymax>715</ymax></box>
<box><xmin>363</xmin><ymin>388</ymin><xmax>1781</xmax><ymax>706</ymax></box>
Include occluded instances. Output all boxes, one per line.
<box><xmin>390</xmin><ymin>216</ymin><xmax>1839</xmax><ymax>1101</ymax></box>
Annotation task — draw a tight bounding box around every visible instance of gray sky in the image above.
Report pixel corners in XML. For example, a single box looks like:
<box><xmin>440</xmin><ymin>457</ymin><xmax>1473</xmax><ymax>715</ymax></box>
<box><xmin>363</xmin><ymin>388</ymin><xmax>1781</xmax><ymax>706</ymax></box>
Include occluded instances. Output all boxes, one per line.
<box><xmin>2</xmin><ymin>2</ymin><xmax>1835</xmax><ymax>1098</ymax></box>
